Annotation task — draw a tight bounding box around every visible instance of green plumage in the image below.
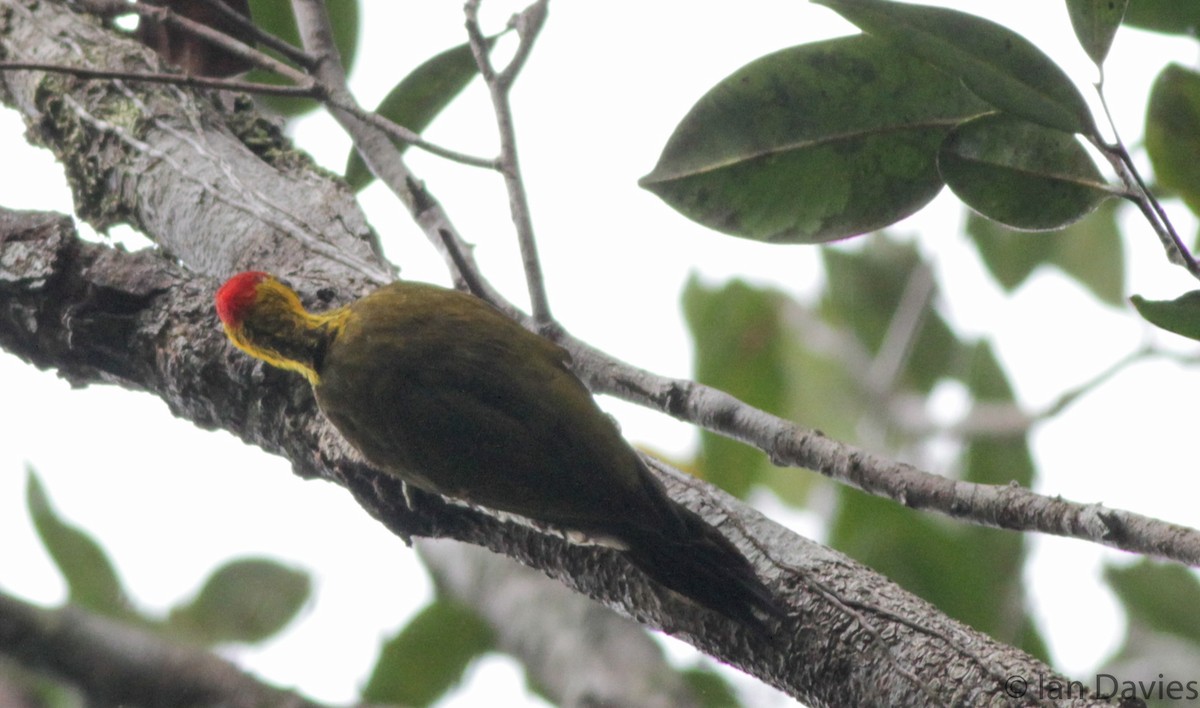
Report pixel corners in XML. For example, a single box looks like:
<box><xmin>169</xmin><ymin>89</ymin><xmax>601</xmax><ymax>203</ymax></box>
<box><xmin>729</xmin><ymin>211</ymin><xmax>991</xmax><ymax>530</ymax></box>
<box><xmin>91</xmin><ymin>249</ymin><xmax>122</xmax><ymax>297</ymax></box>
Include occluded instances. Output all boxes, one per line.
<box><xmin>221</xmin><ymin>275</ymin><xmax>782</xmax><ymax>627</ymax></box>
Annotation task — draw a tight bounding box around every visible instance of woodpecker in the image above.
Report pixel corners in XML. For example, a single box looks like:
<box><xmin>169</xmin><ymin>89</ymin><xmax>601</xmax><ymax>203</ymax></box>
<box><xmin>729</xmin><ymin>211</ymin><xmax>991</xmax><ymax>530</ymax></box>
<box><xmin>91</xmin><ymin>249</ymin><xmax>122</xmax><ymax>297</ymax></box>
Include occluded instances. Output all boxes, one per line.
<box><xmin>215</xmin><ymin>272</ymin><xmax>782</xmax><ymax>627</ymax></box>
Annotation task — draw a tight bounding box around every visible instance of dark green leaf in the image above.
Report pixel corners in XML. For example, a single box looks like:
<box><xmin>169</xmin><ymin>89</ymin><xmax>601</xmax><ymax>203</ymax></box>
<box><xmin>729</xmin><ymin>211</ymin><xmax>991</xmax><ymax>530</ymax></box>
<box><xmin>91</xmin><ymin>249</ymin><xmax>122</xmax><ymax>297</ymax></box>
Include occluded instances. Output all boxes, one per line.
<box><xmin>967</xmin><ymin>199</ymin><xmax>1125</xmax><ymax>306</ymax></box>
<box><xmin>1123</xmin><ymin>0</ymin><xmax>1200</xmax><ymax>37</ymax></box>
<box><xmin>1106</xmin><ymin>561</ymin><xmax>1200</xmax><ymax>643</ymax></box>
<box><xmin>167</xmin><ymin>558</ymin><xmax>310</xmax><ymax>645</ymax></box>
<box><xmin>814</xmin><ymin>0</ymin><xmax>1097</xmax><ymax>136</ymax></box>
<box><xmin>1146</xmin><ymin>64</ymin><xmax>1200</xmax><ymax>217</ymax></box>
<box><xmin>25</xmin><ymin>467</ymin><xmax>128</xmax><ymax>617</ymax></box>
<box><xmin>1067</xmin><ymin>0</ymin><xmax>1129</xmax><ymax>66</ymax></box>
<box><xmin>683</xmin><ymin>276</ymin><xmax>791</xmax><ymax>497</ymax></box>
<box><xmin>245</xmin><ymin>0</ymin><xmax>360</xmax><ymax>117</ymax></box>
<box><xmin>640</xmin><ymin>34</ymin><xmax>987</xmax><ymax>243</ymax></box>
<box><xmin>345</xmin><ymin>40</ymin><xmax>491</xmax><ymax>191</ymax></box>
<box><xmin>1130</xmin><ymin>290</ymin><xmax>1200</xmax><ymax>341</ymax></box>
<box><xmin>820</xmin><ymin>236</ymin><xmax>964</xmax><ymax>394</ymax></box>
<box><xmin>939</xmin><ymin>114</ymin><xmax>1111</xmax><ymax>231</ymax></box>
<box><xmin>362</xmin><ymin>598</ymin><xmax>494</xmax><ymax>706</ymax></box>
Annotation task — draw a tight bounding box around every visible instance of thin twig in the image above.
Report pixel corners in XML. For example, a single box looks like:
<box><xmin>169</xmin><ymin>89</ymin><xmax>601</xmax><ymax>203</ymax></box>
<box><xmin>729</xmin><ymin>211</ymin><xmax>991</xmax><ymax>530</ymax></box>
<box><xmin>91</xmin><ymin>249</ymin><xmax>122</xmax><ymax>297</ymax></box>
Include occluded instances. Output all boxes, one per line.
<box><xmin>0</xmin><ymin>60</ymin><xmax>317</xmax><ymax>97</ymax></box>
<box><xmin>568</xmin><ymin>335</ymin><xmax>1200</xmax><ymax>567</ymax></box>
<box><xmin>498</xmin><ymin>0</ymin><xmax>549</xmax><ymax>88</ymax></box>
<box><xmin>1092</xmin><ymin>88</ymin><xmax>1200</xmax><ymax>278</ymax></box>
<box><xmin>330</xmin><ymin>96</ymin><xmax>496</xmax><ymax>169</ymax></box>
<box><xmin>465</xmin><ymin>0</ymin><xmax>554</xmax><ymax>327</ymax></box>
<box><xmin>195</xmin><ymin>0</ymin><xmax>317</xmax><ymax>68</ymax></box>
<box><xmin>129</xmin><ymin>1</ymin><xmax>312</xmax><ymax>87</ymax></box>
<box><xmin>864</xmin><ymin>261</ymin><xmax>934</xmax><ymax>398</ymax></box>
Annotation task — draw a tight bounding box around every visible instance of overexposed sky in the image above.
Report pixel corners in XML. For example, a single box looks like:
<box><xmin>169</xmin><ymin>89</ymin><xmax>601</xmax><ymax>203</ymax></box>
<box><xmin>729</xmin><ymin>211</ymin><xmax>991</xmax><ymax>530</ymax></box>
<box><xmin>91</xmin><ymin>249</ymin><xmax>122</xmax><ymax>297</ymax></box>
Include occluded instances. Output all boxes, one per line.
<box><xmin>2</xmin><ymin>2</ymin><xmax>1199</xmax><ymax>704</ymax></box>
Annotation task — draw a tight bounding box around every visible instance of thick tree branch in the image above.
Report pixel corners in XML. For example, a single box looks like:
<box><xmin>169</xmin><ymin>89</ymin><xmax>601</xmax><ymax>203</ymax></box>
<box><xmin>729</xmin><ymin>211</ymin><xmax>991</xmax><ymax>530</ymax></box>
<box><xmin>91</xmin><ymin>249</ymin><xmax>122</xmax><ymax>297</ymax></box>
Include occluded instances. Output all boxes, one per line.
<box><xmin>0</xmin><ymin>205</ymin><xmax>1102</xmax><ymax>707</ymax></box>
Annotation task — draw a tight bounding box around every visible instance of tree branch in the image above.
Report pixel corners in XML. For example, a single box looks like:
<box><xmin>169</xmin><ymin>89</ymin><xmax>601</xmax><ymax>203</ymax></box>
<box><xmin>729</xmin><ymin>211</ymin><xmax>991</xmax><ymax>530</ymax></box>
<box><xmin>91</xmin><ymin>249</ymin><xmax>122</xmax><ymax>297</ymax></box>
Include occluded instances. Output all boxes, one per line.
<box><xmin>0</xmin><ymin>589</ymin><xmax>329</xmax><ymax>708</ymax></box>
<box><xmin>465</xmin><ymin>0</ymin><xmax>553</xmax><ymax>326</ymax></box>
<box><xmin>0</xmin><ymin>2</ymin><xmax>1166</xmax><ymax>703</ymax></box>
<box><xmin>0</xmin><ymin>205</ymin><xmax>1095</xmax><ymax>707</ymax></box>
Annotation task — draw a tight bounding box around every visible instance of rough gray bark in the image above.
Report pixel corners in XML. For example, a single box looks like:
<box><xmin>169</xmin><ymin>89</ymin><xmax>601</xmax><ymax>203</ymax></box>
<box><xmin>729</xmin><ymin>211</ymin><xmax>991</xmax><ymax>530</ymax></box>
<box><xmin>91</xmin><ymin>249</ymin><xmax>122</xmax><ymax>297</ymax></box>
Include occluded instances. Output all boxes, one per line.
<box><xmin>0</xmin><ymin>1</ymin><xmax>1108</xmax><ymax>706</ymax></box>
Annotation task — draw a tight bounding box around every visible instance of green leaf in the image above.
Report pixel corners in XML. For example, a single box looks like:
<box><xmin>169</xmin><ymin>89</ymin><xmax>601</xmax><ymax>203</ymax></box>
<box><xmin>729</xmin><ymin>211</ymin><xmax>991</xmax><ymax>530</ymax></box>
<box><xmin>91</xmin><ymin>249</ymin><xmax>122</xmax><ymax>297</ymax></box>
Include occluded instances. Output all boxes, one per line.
<box><xmin>820</xmin><ymin>236</ymin><xmax>964</xmax><ymax>394</ymax></box>
<box><xmin>167</xmin><ymin>558</ymin><xmax>310</xmax><ymax>645</ymax></box>
<box><xmin>967</xmin><ymin>199</ymin><xmax>1125</xmax><ymax>306</ymax></box>
<box><xmin>938</xmin><ymin>114</ymin><xmax>1112</xmax><ymax>231</ymax></box>
<box><xmin>345</xmin><ymin>40</ymin><xmax>490</xmax><ymax>191</ymax></box>
<box><xmin>1066</xmin><ymin>0</ymin><xmax>1129</xmax><ymax>66</ymax></box>
<box><xmin>683</xmin><ymin>276</ymin><xmax>791</xmax><ymax>498</ymax></box>
<box><xmin>25</xmin><ymin>467</ymin><xmax>128</xmax><ymax>617</ymax></box>
<box><xmin>1130</xmin><ymin>290</ymin><xmax>1200</xmax><ymax>341</ymax></box>
<box><xmin>1146</xmin><ymin>64</ymin><xmax>1200</xmax><ymax>217</ymax></box>
<box><xmin>681</xmin><ymin>667</ymin><xmax>742</xmax><ymax>708</ymax></box>
<box><xmin>814</xmin><ymin>0</ymin><xmax>1097</xmax><ymax>136</ymax></box>
<box><xmin>362</xmin><ymin>598</ymin><xmax>494</xmax><ymax>706</ymax></box>
<box><xmin>640</xmin><ymin>34</ymin><xmax>987</xmax><ymax>243</ymax></box>
<box><xmin>1123</xmin><ymin>0</ymin><xmax>1200</xmax><ymax>37</ymax></box>
<box><xmin>966</xmin><ymin>212</ymin><xmax>1056</xmax><ymax>290</ymax></box>
<box><xmin>245</xmin><ymin>0</ymin><xmax>360</xmax><ymax>117</ymax></box>
<box><xmin>1106</xmin><ymin>561</ymin><xmax>1200</xmax><ymax>643</ymax></box>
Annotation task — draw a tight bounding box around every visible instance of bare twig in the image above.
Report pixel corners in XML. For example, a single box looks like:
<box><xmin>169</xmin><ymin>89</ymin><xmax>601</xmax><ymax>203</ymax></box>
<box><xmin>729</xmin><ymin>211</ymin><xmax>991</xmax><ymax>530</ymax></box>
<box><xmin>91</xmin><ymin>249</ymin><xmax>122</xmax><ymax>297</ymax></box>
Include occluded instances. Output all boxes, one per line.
<box><xmin>465</xmin><ymin>0</ymin><xmax>554</xmax><ymax>327</ymax></box>
<box><xmin>864</xmin><ymin>261</ymin><xmax>935</xmax><ymax>398</ymax></box>
<box><xmin>0</xmin><ymin>60</ymin><xmax>317</xmax><ymax>97</ymax></box>
<box><xmin>194</xmin><ymin>0</ymin><xmax>317</xmax><ymax>68</ymax></box>
<box><xmin>570</xmin><ymin>337</ymin><xmax>1200</xmax><ymax>566</ymax></box>
<box><xmin>129</xmin><ymin>1</ymin><xmax>312</xmax><ymax>86</ymax></box>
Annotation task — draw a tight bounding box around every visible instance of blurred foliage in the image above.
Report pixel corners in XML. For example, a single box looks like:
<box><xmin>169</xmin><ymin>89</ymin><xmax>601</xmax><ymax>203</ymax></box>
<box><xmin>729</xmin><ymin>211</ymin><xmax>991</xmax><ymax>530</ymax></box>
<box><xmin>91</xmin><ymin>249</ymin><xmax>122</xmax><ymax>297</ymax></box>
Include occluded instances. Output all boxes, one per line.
<box><xmin>681</xmin><ymin>666</ymin><xmax>743</xmax><ymax>708</ymax></box>
<box><xmin>362</xmin><ymin>597</ymin><xmax>494</xmax><ymax>706</ymax></box>
<box><xmin>25</xmin><ymin>468</ymin><xmax>130</xmax><ymax>620</ymax></box>
<box><xmin>1106</xmin><ymin>561</ymin><xmax>1200</xmax><ymax>644</ymax></box>
<box><xmin>1146</xmin><ymin>64</ymin><xmax>1200</xmax><ymax>217</ymax></box>
<box><xmin>682</xmin><ymin>277</ymin><xmax>794</xmax><ymax>498</ymax></box>
<box><xmin>967</xmin><ymin>199</ymin><xmax>1126</xmax><ymax>306</ymax></box>
<box><xmin>10</xmin><ymin>471</ymin><xmax>313</xmax><ymax>700</ymax></box>
<box><xmin>1123</xmin><ymin>0</ymin><xmax>1200</xmax><ymax>37</ymax></box>
<box><xmin>166</xmin><ymin>558</ymin><xmax>310</xmax><ymax>645</ymax></box>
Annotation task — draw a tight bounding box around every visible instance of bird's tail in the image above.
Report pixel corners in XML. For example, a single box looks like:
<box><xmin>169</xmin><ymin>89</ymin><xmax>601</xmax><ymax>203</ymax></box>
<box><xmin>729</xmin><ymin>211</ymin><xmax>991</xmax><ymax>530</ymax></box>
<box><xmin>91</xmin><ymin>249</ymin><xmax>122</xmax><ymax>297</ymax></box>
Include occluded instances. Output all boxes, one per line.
<box><xmin>620</xmin><ymin>501</ymin><xmax>785</xmax><ymax>631</ymax></box>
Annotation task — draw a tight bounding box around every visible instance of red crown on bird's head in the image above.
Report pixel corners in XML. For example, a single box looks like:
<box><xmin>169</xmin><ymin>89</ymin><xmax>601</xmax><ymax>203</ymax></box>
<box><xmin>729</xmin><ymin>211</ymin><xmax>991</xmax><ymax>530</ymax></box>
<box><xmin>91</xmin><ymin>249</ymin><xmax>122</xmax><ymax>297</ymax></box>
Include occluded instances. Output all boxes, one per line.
<box><xmin>215</xmin><ymin>271</ymin><xmax>270</xmax><ymax>327</ymax></box>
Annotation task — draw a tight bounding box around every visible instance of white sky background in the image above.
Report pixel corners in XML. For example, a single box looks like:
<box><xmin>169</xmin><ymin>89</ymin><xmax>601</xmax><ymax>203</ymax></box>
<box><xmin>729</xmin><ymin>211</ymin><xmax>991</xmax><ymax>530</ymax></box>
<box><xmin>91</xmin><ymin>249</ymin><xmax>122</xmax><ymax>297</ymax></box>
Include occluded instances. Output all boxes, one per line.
<box><xmin>1</xmin><ymin>1</ymin><xmax>1199</xmax><ymax>705</ymax></box>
